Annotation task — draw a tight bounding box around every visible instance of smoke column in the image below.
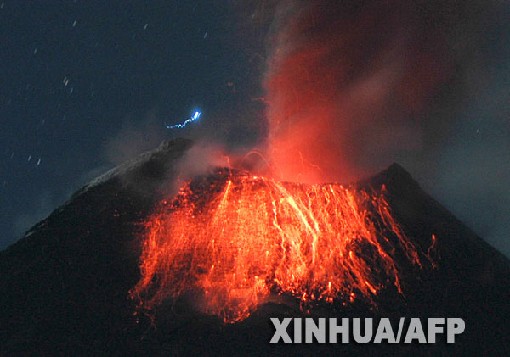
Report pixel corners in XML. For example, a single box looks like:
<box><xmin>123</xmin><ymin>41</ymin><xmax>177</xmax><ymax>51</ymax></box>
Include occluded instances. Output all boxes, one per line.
<box><xmin>264</xmin><ymin>0</ymin><xmax>453</xmax><ymax>183</ymax></box>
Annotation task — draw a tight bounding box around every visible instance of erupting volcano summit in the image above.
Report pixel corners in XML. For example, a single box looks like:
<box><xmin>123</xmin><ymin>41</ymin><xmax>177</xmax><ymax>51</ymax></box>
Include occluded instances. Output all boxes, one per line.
<box><xmin>132</xmin><ymin>168</ymin><xmax>436</xmax><ymax>323</ymax></box>
<box><xmin>1</xmin><ymin>139</ymin><xmax>509</xmax><ymax>355</ymax></box>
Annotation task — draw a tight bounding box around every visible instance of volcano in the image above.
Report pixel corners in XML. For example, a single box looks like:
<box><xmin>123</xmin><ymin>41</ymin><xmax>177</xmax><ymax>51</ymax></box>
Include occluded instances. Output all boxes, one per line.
<box><xmin>1</xmin><ymin>138</ymin><xmax>509</xmax><ymax>356</ymax></box>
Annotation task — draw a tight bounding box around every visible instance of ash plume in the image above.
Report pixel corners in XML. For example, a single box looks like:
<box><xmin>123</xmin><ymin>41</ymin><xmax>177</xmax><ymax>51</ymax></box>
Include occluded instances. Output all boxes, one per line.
<box><xmin>263</xmin><ymin>0</ymin><xmax>474</xmax><ymax>183</ymax></box>
<box><xmin>261</xmin><ymin>0</ymin><xmax>510</xmax><ymax>256</ymax></box>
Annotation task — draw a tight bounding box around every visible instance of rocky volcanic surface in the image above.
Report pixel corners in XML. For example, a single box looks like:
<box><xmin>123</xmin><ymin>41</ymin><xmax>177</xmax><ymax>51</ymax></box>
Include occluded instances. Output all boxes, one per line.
<box><xmin>1</xmin><ymin>138</ymin><xmax>509</xmax><ymax>356</ymax></box>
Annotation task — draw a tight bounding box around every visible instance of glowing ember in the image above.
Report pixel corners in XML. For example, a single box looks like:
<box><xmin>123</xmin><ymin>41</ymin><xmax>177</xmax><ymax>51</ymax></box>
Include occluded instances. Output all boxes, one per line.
<box><xmin>131</xmin><ymin>171</ymin><xmax>432</xmax><ymax>323</ymax></box>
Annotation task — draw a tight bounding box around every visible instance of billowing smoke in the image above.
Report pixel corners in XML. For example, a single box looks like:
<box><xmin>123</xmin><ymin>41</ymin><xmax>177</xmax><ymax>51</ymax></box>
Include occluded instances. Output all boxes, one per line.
<box><xmin>264</xmin><ymin>0</ymin><xmax>456</xmax><ymax>183</ymax></box>
<box><xmin>260</xmin><ymin>0</ymin><xmax>510</xmax><ymax>256</ymax></box>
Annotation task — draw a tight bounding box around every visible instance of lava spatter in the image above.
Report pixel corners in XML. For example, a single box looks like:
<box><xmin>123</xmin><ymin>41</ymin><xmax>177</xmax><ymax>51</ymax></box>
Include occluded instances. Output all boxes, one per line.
<box><xmin>131</xmin><ymin>171</ymin><xmax>433</xmax><ymax>323</ymax></box>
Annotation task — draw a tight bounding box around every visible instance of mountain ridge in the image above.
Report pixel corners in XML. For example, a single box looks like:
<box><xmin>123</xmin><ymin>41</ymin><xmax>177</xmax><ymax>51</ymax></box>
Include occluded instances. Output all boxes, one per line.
<box><xmin>1</xmin><ymin>139</ymin><xmax>509</xmax><ymax>355</ymax></box>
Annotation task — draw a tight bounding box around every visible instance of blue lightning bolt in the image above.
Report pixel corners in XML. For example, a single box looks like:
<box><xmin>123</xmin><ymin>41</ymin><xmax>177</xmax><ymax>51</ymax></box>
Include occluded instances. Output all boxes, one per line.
<box><xmin>166</xmin><ymin>110</ymin><xmax>202</xmax><ymax>129</ymax></box>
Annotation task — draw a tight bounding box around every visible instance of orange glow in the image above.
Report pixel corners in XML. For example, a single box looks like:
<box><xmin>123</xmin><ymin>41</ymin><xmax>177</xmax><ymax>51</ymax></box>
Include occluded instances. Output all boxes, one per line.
<box><xmin>264</xmin><ymin>1</ymin><xmax>452</xmax><ymax>184</ymax></box>
<box><xmin>131</xmin><ymin>171</ymin><xmax>433</xmax><ymax>323</ymax></box>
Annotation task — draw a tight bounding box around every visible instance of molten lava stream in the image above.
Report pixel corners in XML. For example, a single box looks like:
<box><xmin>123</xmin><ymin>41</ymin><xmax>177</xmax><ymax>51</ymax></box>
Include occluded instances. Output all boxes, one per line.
<box><xmin>131</xmin><ymin>174</ymin><xmax>428</xmax><ymax>323</ymax></box>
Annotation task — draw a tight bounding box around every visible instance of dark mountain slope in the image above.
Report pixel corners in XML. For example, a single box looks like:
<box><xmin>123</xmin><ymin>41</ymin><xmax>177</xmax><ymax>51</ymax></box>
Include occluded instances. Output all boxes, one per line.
<box><xmin>1</xmin><ymin>139</ymin><xmax>509</xmax><ymax>356</ymax></box>
<box><xmin>0</xmin><ymin>138</ymin><xmax>193</xmax><ymax>354</ymax></box>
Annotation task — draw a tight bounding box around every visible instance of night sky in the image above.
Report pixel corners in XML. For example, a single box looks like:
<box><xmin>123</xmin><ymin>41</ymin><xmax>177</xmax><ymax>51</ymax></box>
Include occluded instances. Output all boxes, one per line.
<box><xmin>0</xmin><ymin>1</ymin><xmax>265</xmax><ymax>249</ymax></box>
<box><xmin>1</xmin><ymin>1</ymin><xmax>509</xmax><ymax>257</ymax></box>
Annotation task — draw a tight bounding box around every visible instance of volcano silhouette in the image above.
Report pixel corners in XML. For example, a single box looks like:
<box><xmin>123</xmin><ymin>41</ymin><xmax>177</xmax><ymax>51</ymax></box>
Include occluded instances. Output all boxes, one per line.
<box><xmin>1</xmin><ymin>138</ymin><xmax>509</xmax><ymax>356</ymax></box>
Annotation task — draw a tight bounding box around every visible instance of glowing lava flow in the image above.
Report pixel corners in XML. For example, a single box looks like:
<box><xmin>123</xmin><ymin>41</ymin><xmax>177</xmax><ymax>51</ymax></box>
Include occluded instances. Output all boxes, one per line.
<box><xmin>131</xmin><ymin>172</ymin><xmax>431</xmax><ymax>323</ymax></box>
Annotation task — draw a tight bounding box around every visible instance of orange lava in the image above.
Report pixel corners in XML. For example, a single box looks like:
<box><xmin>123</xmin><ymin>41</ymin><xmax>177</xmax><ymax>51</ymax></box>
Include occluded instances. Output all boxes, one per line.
<box><xmin>131</xmin><ymin>172</ymin><xmax>430</xmax><ymax>323</ymax></box>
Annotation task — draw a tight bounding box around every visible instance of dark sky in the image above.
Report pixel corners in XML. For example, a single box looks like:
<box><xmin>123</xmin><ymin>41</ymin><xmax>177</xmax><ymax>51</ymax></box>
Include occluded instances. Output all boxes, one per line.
<box><xmin>0</xmin><ymin>1</ymin><xmax>265</xmax><ymax>249</ymax></box>
<box><xmin>1</xmin><ymin>1</ymin><xmax>509</xmax><ymax>257</ymax></box>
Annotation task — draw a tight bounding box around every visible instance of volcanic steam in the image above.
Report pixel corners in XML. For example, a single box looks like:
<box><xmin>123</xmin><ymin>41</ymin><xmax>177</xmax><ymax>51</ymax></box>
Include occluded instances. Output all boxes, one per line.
<box><xmin>130</xmin><ymin>1</ymin><xmax>452</xmax><ymax>323</ymax></box>
<box><xmin>265</xmin><ymin>0</ymin><xmax>452</xmax><ymax>183</ymax></box>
